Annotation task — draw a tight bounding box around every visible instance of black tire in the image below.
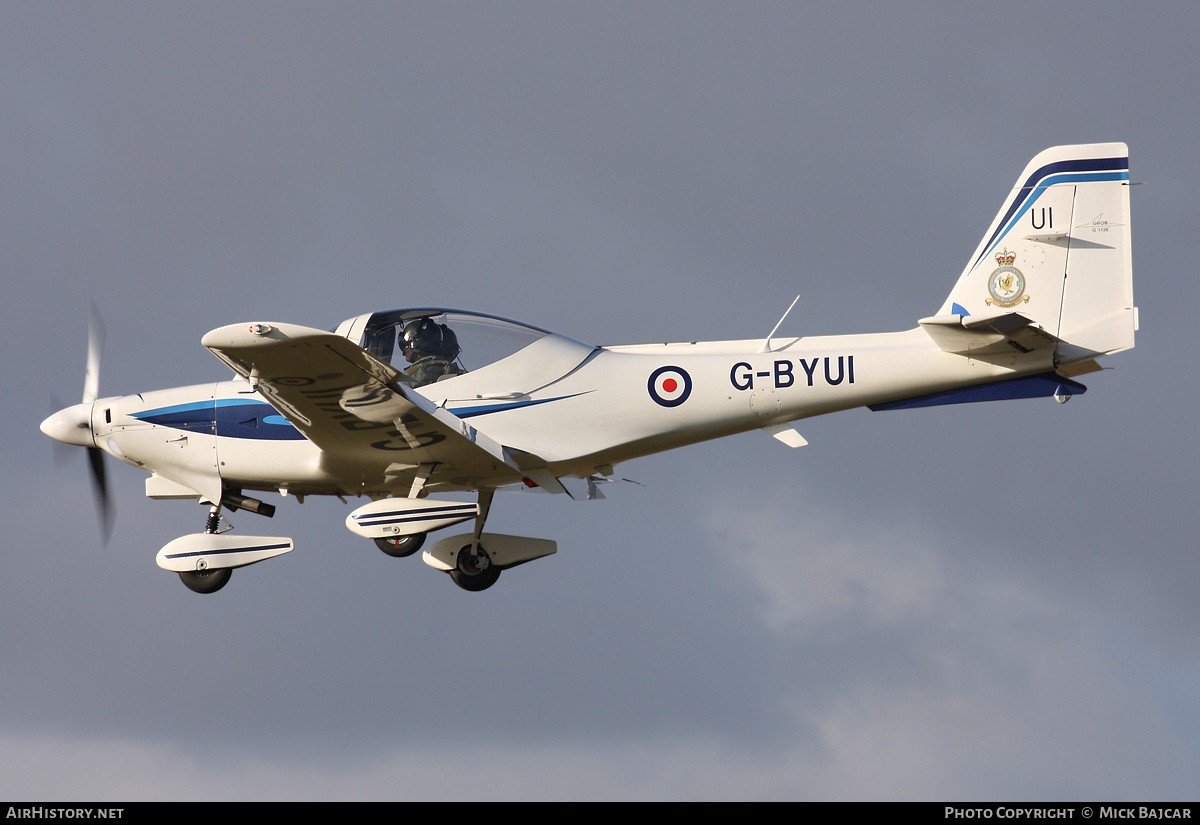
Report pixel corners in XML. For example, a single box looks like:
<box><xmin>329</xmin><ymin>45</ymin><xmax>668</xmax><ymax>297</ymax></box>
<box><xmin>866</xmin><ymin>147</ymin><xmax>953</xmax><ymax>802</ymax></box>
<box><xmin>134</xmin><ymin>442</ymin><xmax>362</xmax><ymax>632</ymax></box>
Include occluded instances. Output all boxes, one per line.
<box><xmin>179</xmin><ymin>567</ymin><xmax>232</xmax><ymax>594</ymax></box>
<box><xmin>449</xmin><ymin>544</ymin><xmax>501</xmax><ymax>592</ymax></box>
<box><xmin>374</xmin><ymin>533</ymin><xmax>426</xmax><ymax>558</ymax></box>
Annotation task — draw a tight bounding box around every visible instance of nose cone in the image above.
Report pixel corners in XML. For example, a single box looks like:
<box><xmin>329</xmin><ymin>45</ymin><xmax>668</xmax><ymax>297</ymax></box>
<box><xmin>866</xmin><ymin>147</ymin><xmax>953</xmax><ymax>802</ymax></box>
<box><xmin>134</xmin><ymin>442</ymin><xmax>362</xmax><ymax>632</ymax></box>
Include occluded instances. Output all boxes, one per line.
<box><xmin>40</xmin><ymin>403</ymin><xmax>95</xmax><ymax>447</ymax></box>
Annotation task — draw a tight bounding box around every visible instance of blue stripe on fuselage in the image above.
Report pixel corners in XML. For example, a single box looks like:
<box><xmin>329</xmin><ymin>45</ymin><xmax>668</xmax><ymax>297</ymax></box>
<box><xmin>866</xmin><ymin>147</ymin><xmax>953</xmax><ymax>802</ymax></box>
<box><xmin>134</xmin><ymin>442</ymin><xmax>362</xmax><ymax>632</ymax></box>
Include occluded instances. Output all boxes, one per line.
<box><xmin>135</xmin><ymin>390</ymin><xmax>590</xmax><ymax>440</ymax></box>
<box><xmin>448</xmin><ymin>392</ymin><xmax>591</xmax><ymax>418</ymax></box>
<box><xmin>132</xmin><ymin>400</ymin><xmax>305</xmax><ymax>441</ymax></box>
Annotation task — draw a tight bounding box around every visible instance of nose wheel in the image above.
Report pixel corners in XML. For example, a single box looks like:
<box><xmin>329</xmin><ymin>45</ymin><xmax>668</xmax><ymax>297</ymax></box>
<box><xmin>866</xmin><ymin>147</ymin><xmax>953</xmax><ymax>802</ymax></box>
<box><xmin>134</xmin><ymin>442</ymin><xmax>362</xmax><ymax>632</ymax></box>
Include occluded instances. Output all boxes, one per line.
<box><xmin>179</xmin><ymin>566</ymin><xmax>231</xmax><ymax>594</ymax></box>
<box><xmin>449</xmin><ymin>543</ymin><xmax>501</xmax><ymax>592</ymax></box>
<box><xmin>178</xmin><ymin>502</ymin><xmax>233</xmax><ymax>594</ymax></box>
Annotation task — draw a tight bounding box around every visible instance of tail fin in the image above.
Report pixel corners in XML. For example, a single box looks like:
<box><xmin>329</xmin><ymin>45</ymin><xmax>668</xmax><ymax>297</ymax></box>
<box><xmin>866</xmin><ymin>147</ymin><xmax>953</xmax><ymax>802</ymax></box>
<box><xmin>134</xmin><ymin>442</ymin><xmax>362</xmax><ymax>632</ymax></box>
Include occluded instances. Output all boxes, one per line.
<box><xmin>936</xmin><ymin>143</ymin><xmax>1135</xmax><ymax>360</ymax></box>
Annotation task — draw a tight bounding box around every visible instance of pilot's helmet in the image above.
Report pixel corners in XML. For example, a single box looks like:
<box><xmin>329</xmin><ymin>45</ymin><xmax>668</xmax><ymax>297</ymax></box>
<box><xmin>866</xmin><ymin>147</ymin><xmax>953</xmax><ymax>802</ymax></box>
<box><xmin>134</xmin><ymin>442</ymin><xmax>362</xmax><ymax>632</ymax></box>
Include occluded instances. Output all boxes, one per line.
<box><xmin>439</xmin><ymin>325</ymin><xmax>461</xmax><ymax>361</ymax></box>
<box><xmin>401</xmin><ymin>318</ymin><xmax>459</xmax><ymax>362</ymax></box>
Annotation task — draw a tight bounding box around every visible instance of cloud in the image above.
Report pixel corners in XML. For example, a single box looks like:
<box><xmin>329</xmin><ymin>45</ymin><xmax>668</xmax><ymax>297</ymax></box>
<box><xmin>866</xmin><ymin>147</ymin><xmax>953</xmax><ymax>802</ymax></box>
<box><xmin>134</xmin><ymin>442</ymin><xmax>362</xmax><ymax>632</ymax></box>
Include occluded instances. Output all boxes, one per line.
<box><xmin>694</xmin><ymin>485</ymin><xmax>1198</xmax><ymax>799</ymax></box>
<box><xmin>704</xmin><ymin>494</ymin><xmax>945</xmax><ymax>631</ymax></box>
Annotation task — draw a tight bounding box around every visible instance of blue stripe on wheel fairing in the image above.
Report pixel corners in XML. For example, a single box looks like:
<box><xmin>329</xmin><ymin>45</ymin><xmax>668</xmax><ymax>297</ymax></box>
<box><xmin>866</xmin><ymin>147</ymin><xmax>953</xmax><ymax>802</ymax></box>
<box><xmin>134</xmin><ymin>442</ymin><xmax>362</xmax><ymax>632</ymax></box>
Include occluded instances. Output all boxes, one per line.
<box><xmin>164</xmin><ymin>542</ymin><xmax>291</xmax><ymax>559</ymax></box>
<box><xmin>353</xmin><ymin>504</ymin><xmax>477</xmax><ymax>525</ymax></box>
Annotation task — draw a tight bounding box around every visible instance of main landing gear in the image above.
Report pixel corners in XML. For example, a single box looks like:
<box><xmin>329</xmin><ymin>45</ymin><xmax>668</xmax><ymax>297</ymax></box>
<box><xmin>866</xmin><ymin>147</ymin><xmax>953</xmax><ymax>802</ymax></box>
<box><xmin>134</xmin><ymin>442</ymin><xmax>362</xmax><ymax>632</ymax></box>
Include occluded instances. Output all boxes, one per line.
<box><xmin>450</xmin><ymin>541</ymin><xmax>501</xmax><ymax>591</ymax></box>
<box><xmin>372</xmin><ymin>525</ymin><xmax>499</xmax><ymax>590</ymax></box>
<box><xmin>366</xmin><ymin>466</ymin><xmax>502</xmax><ymax>592</ymax></box>
<box><xmin>370</xmin><ymin>462</ymin><xmax>432</xmax><ymax>560</ymax></box>
<box><xmin>372</xmin><ymin>526</ymin><xmax>501</xmax><ymax>591</ymax></box>
<box><xmin>448</xmin><ymin>487</ymin><xmax>500</xmax><ymax>592</ymax></box>
<box><xmin>374</xmin><ymin>533</ymin><xmax>426</xmax><ymax>558</ymax></box>
<box><xmin>373</xmin><ymin>487</ymin><xmax>503</xmax><ymax>592</ymax></box>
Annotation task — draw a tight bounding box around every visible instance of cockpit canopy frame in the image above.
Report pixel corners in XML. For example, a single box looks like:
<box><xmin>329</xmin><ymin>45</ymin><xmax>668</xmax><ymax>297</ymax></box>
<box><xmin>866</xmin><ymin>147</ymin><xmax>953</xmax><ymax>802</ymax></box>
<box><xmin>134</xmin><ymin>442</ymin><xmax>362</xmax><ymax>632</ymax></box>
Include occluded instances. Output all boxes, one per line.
<box><xmin>334</xmin><ymin>309</ymin><xmax>557</xmax><ymax>385</ymax></box>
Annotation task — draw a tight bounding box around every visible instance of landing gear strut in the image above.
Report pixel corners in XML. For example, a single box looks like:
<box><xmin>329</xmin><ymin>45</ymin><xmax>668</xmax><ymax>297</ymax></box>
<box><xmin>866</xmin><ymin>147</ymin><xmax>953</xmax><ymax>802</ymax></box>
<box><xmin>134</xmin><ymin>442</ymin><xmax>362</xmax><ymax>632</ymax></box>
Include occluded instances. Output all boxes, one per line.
<box><xmin>448</xmin><ymin>488</ymin><xmax>501</xmax><ymax>592</ymax></box>
<box><xmin>373</xmin><ymin>464</ymin><xmax>433</xmax><ymax>558</ymax></box>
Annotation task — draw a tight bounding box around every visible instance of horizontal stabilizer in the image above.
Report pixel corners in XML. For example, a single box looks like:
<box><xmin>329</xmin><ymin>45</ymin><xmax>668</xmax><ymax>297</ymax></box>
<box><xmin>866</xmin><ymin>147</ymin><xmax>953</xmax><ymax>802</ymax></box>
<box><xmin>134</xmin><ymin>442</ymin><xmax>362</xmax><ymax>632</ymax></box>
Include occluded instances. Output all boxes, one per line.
<box><xmin>920</xmin><ymin>311</ymin><xmax>1060</xmax><ymax>355</ymax></box>
<box><xmin>869</xmin><ymin>371</ymin><xmax>1086</xmax><ymax>411</ymax></box>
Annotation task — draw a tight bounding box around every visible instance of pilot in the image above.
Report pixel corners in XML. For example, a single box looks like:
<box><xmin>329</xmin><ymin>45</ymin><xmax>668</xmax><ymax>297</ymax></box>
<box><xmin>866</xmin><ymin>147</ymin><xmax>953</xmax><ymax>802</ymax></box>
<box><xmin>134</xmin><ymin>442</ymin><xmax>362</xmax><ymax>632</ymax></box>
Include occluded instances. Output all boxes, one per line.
<box><xmin>400</xmin><ymin>318</ymin><xmax>462</xmax><ymax>387</ymax></box>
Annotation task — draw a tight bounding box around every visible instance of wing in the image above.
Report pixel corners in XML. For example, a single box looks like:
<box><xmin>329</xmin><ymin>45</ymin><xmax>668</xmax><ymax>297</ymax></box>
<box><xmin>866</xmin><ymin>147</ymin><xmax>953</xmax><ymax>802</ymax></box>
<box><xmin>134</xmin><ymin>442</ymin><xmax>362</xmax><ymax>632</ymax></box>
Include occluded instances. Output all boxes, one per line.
<box><xmin>201</xmin><ymin>322</ymin><xmax>567</xmax><ymax>492</ymax></box>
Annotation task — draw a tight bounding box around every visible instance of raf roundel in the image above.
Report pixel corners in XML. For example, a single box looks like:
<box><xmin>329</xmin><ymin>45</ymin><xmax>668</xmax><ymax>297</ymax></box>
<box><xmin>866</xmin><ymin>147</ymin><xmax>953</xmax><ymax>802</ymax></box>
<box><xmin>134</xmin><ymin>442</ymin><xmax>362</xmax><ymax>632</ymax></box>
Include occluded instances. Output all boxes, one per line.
<box><xmin>648</xmin><ymin>366</ymin><xmax>692</xmax><ymax>407</ymax></box>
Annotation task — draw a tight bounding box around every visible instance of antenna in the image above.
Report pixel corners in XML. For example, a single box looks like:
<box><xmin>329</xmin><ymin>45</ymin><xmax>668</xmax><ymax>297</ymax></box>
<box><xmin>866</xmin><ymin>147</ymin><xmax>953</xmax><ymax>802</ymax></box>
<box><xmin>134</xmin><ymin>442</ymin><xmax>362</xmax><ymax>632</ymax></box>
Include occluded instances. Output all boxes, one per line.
<box><xmin>757</xmin><ymin>294</ymin><xmax>800</xmax><ymax>353</ymax></box>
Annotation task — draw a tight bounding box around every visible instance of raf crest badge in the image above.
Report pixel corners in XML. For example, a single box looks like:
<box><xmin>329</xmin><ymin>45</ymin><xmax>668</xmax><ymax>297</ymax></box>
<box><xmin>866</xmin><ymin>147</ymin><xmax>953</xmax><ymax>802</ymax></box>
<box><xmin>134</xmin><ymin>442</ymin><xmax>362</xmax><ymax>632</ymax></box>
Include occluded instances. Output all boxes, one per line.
<box><xmin>986</xmin><ymin>248</ymin><xmax>1029</xmax><ymax>307</ymax></box>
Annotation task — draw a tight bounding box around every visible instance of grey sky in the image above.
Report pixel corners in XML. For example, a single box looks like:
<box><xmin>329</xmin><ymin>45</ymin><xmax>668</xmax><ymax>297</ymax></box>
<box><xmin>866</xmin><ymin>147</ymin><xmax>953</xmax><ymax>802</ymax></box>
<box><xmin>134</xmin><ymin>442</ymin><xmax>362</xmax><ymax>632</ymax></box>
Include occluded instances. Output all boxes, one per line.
<box><xmin>4</xmin><ymin>1</ymin><xmax>1199</xmax><ymax>800</ymax></box>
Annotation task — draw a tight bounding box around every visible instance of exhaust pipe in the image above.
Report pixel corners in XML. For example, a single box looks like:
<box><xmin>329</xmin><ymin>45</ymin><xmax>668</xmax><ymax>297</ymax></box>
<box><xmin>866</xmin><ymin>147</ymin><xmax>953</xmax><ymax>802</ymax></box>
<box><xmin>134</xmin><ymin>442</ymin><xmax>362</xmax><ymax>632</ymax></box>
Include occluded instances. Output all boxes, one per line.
<box><xmin>221</xmin><ymin>492</ymin><xmax>276</xmax><ymax>518</ymax></box>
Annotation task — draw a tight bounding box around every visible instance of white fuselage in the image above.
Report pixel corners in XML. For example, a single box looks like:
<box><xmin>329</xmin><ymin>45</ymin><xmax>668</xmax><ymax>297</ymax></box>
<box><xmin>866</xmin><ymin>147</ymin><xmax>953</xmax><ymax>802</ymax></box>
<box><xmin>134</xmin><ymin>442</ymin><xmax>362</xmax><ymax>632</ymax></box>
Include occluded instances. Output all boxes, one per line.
<box><xmin>90</xmin><ymin>325</ymin><xmax>1049</xmax><ymax>500</ymax></box>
